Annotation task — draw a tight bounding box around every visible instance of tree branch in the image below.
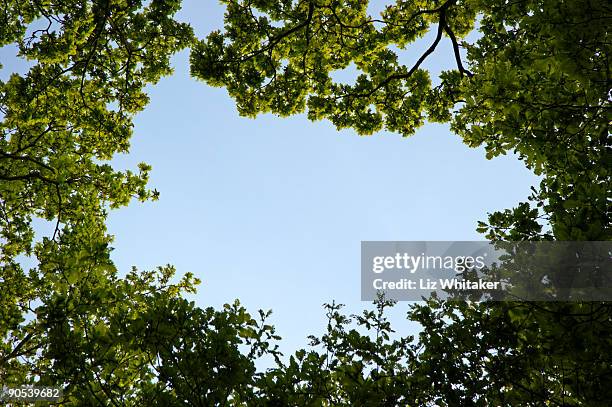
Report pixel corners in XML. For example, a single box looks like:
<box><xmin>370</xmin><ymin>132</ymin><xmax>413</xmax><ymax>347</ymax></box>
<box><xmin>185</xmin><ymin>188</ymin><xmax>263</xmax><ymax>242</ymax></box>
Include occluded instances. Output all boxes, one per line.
<box><xmin>1</xmin><ymin>332</ymin><xmax>34</xmax><ymax>364</ymax></box>
<box><xmin>441</xmin><ymin>17</ymin><xmax>473</xmax><ymax>77</ymax></box>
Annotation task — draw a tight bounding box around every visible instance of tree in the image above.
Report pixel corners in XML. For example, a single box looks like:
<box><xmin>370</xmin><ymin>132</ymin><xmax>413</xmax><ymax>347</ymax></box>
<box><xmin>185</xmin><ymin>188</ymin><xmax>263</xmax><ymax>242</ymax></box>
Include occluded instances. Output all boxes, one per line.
<box><xmin>0</xmin><ymin>0</ymin><xmax>193</xmax><ymax>397</ymax></box>
<box><xmin>191</xmin><ymin>0</ymin><xmax>610</xmax><ymax>240</ymax></box>
<box><xmin>0</xmin><ymin>1</ymin><xmax>264</xmax><ymax>404</ymax></box>
<box><xmin>191</xmin><ymin>0</ymin><xmax>611</xmax><ymax>405</ymax></box>
<box><xmin>0</xmin><ymin>2</ymin><xmax>284</xmax><ymax>405</ymax></box>
<box><xmin>1</xmin><ymin>0</ymin><xmax>610</xmax><ymax>405</ymax></box>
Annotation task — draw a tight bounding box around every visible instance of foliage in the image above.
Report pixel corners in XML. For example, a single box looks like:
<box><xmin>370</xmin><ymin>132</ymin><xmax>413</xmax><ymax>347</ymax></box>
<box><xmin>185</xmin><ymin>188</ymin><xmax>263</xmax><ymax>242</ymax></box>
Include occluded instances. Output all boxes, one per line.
<box><xmin>0</xmin><ymin>2</ymin><xmax>282</xmax><ymax>405</ymax></box>
<box><xmin>191</xmin><ymin>0</ymin><xmax>612</xmax><ymax>405</ymax></box>
<box><xmin>191</xmin><ymin>0</ymin><xmax>610</xmax><ymax>240</ymax></box>
<box><xmin>0</xmin><ymin>0</ymin><xmax>199</xmax><ymax>399</ymax></box>
<box><xmin>1</xmin><ymin>0</ymin><xmax>610</xmax><ymax>405</ymax></box>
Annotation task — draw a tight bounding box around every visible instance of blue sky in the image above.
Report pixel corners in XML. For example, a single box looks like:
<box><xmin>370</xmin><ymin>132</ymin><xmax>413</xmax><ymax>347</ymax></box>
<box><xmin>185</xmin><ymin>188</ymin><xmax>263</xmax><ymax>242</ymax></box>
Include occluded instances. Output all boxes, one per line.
<box><xmin>2</xmin><ymin>1</ymin><xmax>539</xmax><ymax>356</ymax></box>
<box><xmin>107</xmin><ymin>1</ymin><xmax>538</xmax><ymax>354</ymax></box>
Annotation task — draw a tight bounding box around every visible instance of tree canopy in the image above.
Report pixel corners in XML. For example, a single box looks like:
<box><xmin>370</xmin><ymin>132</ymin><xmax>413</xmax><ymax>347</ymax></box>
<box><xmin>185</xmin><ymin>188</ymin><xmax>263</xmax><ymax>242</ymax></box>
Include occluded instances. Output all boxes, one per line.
<box><xmin>192</xmin><ymin>0</ymin><xmax>610</xmax><ymax>242</ymax></box>
<box><xmin>191</xmin><ymin>0</ymin><xmax>612</xmax><ymax>405</ymax></box>
<box><xmin>1</xmin><ymin>0</ymin><xmax>611</xmax><ymax>405</ymax></box>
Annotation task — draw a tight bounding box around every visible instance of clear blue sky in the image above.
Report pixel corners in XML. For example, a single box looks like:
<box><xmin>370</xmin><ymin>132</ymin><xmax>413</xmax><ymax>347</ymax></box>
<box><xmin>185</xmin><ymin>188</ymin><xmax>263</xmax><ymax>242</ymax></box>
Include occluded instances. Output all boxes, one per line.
<box><xmin>2</xmin><ymin>1</ymin><xmax>538</xmax><ymax>356</ymax></box>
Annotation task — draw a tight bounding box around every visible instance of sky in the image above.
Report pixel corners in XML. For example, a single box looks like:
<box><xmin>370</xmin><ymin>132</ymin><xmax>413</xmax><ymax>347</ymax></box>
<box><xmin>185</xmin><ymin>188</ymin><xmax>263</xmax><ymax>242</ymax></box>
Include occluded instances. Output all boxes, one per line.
<box><xmin>1</xmin><ymin>1</ymin><xmax>539</xmax><ymax>357</ymax></box>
